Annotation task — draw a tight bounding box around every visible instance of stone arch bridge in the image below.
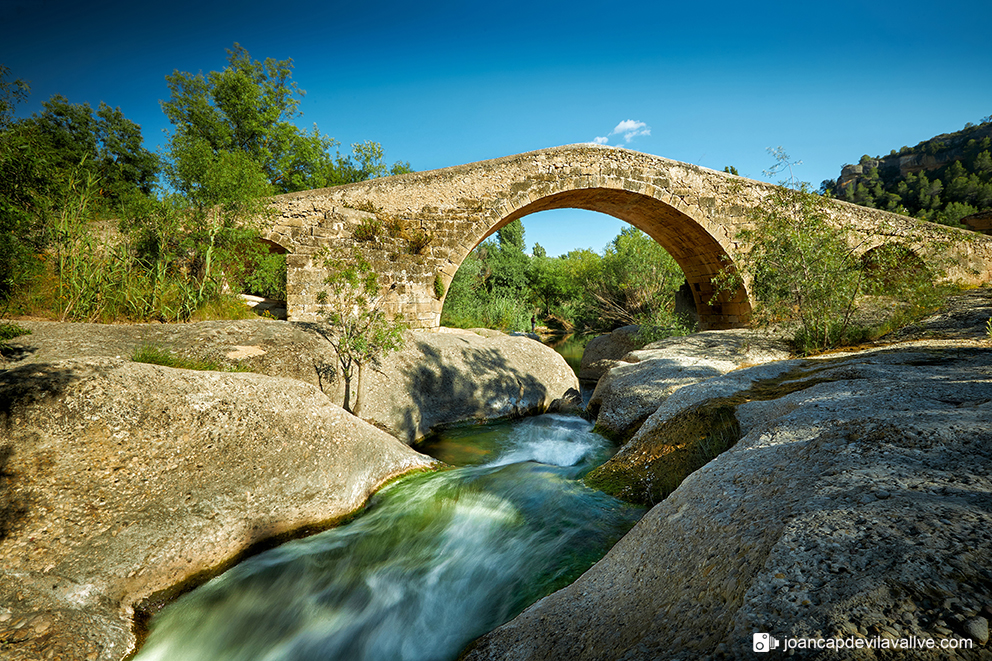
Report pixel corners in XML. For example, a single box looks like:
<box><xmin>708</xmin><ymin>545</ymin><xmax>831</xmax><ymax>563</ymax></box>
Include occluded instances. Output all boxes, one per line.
<box><xmin>265</xmin><ymin>144</ymin><xmax>992</xmax><ymax>330</ymax></box>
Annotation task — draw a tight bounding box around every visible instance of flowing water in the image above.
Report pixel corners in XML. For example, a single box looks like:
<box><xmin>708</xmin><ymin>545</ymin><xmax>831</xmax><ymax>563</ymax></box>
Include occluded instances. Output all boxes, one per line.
<box><xmin>135</xmin><ymin>414</ymin><xmax>644</xmax><ymax>661</ymax></box>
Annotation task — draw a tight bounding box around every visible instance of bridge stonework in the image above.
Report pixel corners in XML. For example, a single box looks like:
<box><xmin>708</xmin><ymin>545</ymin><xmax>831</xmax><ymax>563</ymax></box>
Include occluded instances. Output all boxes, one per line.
<box><xmin>265</xmin><ymin>144</ymin><xmax>992</xmax><ymax>330</ymax></box>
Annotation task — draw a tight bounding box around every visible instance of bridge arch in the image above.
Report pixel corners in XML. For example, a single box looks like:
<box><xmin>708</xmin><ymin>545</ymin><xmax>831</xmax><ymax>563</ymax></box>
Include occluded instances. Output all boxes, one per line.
<box><xmin>265</xmin><ymin>144</ymin><xmax>992</xmax><ymax>330</ymax></box>
<box><xmin>458</xmin><ymin>187</ymin><xmax>750</xmax><ymax>329</ymax></box>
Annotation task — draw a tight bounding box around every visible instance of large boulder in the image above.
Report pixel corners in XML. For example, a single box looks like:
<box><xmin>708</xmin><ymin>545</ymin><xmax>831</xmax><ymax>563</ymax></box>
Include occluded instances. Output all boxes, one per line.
<box><xmin>463</xmin><ymin>344</ymin><xmax>992</xmax><ymax>660</ymax></box>
<box><xmin>359</xmin><ymin>327</ymin><xmax>579</xmax><ymax>443</ymax></box>
<box><xmin>4</xmin><ymin>320</ymin><xmax>579</xmax><ymax>444</ymax></box>
<box><xmin>0</xmin><ymin>358</ymin><xmax>436</xmax><ymax>661</ymax></box>
<box><xmin>578</xmin><ymin>325</ymin><xmax>643</xmax><ymax>382</ymax></box>
<box><xmin>587</xmin><ymin>328</ymin><xmax>790</xmax><ymax>441</ymax></box>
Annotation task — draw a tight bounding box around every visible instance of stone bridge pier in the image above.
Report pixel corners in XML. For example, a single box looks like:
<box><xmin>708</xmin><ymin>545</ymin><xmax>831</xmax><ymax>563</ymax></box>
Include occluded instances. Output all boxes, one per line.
<box><xmin>264</xmin><ymin>144</ymin><xmax>992</xmax><ymax>330</ymax></box>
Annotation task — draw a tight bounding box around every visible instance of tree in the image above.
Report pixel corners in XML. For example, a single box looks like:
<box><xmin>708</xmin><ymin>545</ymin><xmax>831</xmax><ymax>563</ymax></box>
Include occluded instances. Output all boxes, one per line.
<box><xmin>496</xmin><ymin>219</ymin><xmax>526</xmax><ymax>252</ymax></box>
<box><xmin>592</xmin><ymin>227</ymin><xmax>687</xmax><ymax>335</ymax></box>
<box><xmin>162</xmin><ymin>43</ymin><xmax>331</xmax><ymax>194</ymax></box>
<box><xmin>318</xmin><ymin>248</ymin><xmax>406</xmax><ymax>415</ymax></box>
<box><xmin>162</xmin><ymin>44</ymin><xmax>410</xmax><ymax>195</ymax></box>
<box><xmin>0</xmin><ymin>68</ymin><xmax>46</xmax><ymax>302</ymax></box>
<box><xmin>20</xmin><ymin>94</ymin><xmax>159</xmax><ymax>204</ymax></box>
<box><xmin>328</xmin><ymin>140</ymin><xmax>414</xmax><ymax>185</ymax></box>
<box><xmin>715</xmin><ymin>183</ymin><xmax>867</xmax><ymax>353</ymax></box>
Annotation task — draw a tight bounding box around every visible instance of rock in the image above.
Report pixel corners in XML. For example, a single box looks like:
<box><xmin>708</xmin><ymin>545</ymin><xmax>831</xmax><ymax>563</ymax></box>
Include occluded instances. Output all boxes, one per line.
<box><xmin>4</xmin><ymin>320</ymin><xmax>577</xmax><ymax>444</ymax></box>
<box><xmin>463</xmin><ymin>345</ymin><xmax>992</xmax><ymax>660</ymax></box>
<box><xmin>356</xmin><ymin>327</ymin><xmax>579</xmax><ymax>443</ymax></box>
<box><xmin>964</xmin><ymin>617</ymin><xmax>990</xmax><ymax>645</ymax></box>
<box><xmin>0</xmin><ymin>357</ymin><xmax>436</xmax><ymax>661</ymax></box>
<box><xmin>587</xmin><ymin>329</ymin><xmax>790</xmax><ymax>441</ymax></box>
<box><xmin>578</xmin><ymin>325</ymin><xmax>643</xmax><ymax>381</ymax></box>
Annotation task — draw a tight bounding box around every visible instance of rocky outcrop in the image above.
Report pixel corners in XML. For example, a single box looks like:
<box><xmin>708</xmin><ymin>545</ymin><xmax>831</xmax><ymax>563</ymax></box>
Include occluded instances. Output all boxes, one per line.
<box><xmin>0</xmin><ymin>358</ymin><xmax>436</xmax><ymax>661</ymax></box>
<box><xmin>464</xmin><ymin>342</ymin><xmax>992</xmax><ymax>660</ymax></box>
<box><xmin>578</xmin><ymin>325</ymin><xmax>643</xmax><ymax>381</ymax></box>
<box><xmin>4</xmin><ymin>320</ymin><xmax>578</xmax><ymax>444</ymax></box>
<box><xmin>587</xmin><ymin>328</ymin><xmax>790</xmax><ymax>441</ymax></box>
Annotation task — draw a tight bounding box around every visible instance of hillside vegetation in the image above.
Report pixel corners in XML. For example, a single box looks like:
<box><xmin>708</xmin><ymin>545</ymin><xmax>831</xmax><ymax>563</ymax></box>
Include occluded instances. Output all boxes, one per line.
<box><xmin>821</xmin><ymin>117</ymin><xmax>992</xmax><ymax>228</ymax></box>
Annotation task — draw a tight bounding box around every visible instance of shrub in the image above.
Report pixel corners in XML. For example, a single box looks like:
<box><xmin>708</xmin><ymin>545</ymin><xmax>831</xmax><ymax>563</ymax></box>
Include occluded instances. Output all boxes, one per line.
<box><xmin>353</xmin><ymin>218</ymin><xmax>381</xmax><ymax>242</ymax></box>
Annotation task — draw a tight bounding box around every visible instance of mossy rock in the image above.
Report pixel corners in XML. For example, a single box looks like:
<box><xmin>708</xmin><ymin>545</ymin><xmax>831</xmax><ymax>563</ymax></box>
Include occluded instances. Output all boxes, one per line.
<box><xmin>585</xmin><ymin>402</ymin><xmax>740</xmax><ymax>505</ymax></box>
<box><xmin>586</xmin><ymin>361</ymin><xmax>852</xmax><ymax>505</ymax></box>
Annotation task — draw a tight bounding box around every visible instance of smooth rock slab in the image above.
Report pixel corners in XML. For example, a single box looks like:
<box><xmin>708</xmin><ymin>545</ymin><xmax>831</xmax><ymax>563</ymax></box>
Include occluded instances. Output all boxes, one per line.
<box><xmin>0</xmin><ymin>358</ymin><xmax>435</xmax><ymax>661</ymax></box>
<box><xmin>587</xmin><ymin>328</ymin><xmax>790</xmax><ymax>440</ymax></box>
<box><xmin>5</xmin><ymin>320</ymin><xmax>578</xmax><ymax>444</ymax></box>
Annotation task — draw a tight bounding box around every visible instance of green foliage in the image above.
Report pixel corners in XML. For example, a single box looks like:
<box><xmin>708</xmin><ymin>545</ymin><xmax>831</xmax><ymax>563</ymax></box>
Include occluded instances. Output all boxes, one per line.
<box><xmin>714</xmin><ymin>183</ymin><xmax>865</xmax><ymax>354</ymax></box>
<box><xmin>822</xmin><ymin>120</ymin><xmax>992</xmax><ymax>227</ymax></box>
<box><xmin>329</xmin><ymin>140</ymin><xmax>414</xmax><ymax>185</ymax></box>
<box><xmin>20</xmin><ymin>94</ymin><xmax>159</xmax><ymax>204</ymax></box>
<box><xmin>354</xmin><ymin>217</ymin><xmax>381</xmax><ymax>242</ymax></box>
<box><xmin>496</xmin><ymin>219</ymin><xmax>526</xmax><ymax>252</ymax></box>
<box><xmin>443</xmin><ymin>223</ymin><xmax>690</xmax><ymax>337</ymax></box>
<box><xmin>0</xmin><ymin>72</ymin><xmax>46</xmax><ymax>302</ymax></box>
<box><xmin>0</xmin><ymin>318</ymin><xmax>29</xmax><ymax>358</ymax></box>
<box><xmin>161</xmin><ymin>44</ymin><xmax>411</xmax><ymax>195</ymax></box>
<box><xmin>319</xmin><ymin>248</ymin><xmax>406</xmax><ymax>414</ymax></box>
<box><xmin>131</xmin><ymin>344</ymin><xmax>248</xmax><ymax>372</ymax></box>
<box><xmin>715</xmin><ymin>178</ymin><xmax>944</xmax><ymax>355</ymax></box>
<box><xmin>591</xmin><ymin>227</ymin><xmax>687</xmax><ymax>331</ymax></box>
<box><xmin>0</xmin><ymin>322</ymin><xmax>29</xmax><ymax>342</ymax></box>
<box><xmin>162</xmin><ymin>43</ymin><xmax>325</xmax><ymax>194</ymax></box>
<box><xmin>240</xmin><ymin>251</ymin><xmax>287</xmax><ymax>300</ymax></box>
<box><xmin>433</xmin><ymin>274</ymin><xmax>445</xmax><ymax>300</ymax></box>
<box><xmin>1</xmin><ymin>49</ymin><xmax>408</xmax><ymax>324</ymax></box>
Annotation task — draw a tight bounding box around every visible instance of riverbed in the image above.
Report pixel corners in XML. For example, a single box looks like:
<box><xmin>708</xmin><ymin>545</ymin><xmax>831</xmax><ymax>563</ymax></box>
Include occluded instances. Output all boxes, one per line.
<box><xmin>134</xmin><ymin>414</ymin><xmax>643</xmax><ymax>661</ymax></box>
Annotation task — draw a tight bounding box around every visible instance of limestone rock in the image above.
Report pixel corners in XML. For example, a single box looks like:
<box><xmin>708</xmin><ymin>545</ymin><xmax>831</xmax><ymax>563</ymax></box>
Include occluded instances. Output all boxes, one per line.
<box><xmin>587</xmin><ymin>328</ymin><xmax>790</xmax><ymax>441</ymax></box>
<box><xmin>464</xmin><ymin>346</ymin><xmax>992</xmax><ymax>660</ymax></box>
<box><xmin>578</xmin><ymin>325</ymin><xmax>643</xmax><ymax>381</ymax></box>
<box><xmin>0</xmin><ymin>358</ymin><xmax>435</xmax><ymax>661</ymax></box>
<box><xmin>5</xmin><ymin>320</ymin><xmax>578</xmax><ymax>444</ymax></box>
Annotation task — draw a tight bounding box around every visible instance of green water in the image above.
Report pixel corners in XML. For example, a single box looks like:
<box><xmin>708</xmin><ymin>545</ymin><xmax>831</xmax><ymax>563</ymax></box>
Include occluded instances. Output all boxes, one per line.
<box><xmin>135</xmin><ymin>414</ymin><xmax>643</xmax><ymax>661</ymax></box>
<box><xmin>544</xmin><ymin>333</ymin><xmax>592</xmax><ymax>376</ymax></box>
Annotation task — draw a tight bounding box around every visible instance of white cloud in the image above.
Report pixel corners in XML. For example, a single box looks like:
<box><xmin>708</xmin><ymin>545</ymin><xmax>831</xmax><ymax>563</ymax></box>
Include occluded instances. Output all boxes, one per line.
<box><xmin>610</xmin><ymin>119</ymin><xmax>651</xmax><ymax>143</ymax></box>
<box><xmin>592</xmin><ymin>136</ymin><xmax>609</xmax><ymax>145</ymax></box>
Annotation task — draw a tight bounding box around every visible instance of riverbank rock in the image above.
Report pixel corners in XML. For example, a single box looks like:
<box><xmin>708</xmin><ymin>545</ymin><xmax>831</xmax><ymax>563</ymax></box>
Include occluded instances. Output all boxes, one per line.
<box><xmin>587</xmin><ymin>328</ymin><xmax>790</xmax><ymax>441</ymax></box>
<box><xmin>578</xmin><ymin>325</ymin><xmax>643</xmax><ymax>381</ymax></box>
<box><xmin>463</xmin><ymin>342</ymin><xmax>992</xmax><ymax>660</ymax></box>
<box><xmin>360</xmin><ymin>327</ymin><xmax>578</xmax><ymax>442</ymax></box>
<box><xmin>3</xmin><ymin>320</ymin><xmax>578</xmax><ymax>444</ymax></box>
<box><xmin>0</xmin><ymin>358</ymin><xmax>436</xmax><ymax>661</ymax></box>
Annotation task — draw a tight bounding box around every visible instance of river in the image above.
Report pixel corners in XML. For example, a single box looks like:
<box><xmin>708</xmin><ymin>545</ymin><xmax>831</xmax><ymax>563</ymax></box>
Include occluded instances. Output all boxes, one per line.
<box><xmin>134</xmin><ymin>413</ymin><xmax>644</xmax><ymax>661</ymax></box>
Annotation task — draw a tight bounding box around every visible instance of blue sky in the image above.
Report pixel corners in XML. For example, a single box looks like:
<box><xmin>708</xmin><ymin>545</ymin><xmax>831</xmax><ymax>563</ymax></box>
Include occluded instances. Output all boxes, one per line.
<box><xmin>3</xmin><ymin>0</ymin><xmax>990</xmax><ymax>256</ymax></box>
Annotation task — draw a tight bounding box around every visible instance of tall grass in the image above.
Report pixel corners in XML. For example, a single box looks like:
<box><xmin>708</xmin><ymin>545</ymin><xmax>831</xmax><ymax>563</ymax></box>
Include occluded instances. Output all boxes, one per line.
<box><xmin>6</xmin><ymin>168</ymin><xmax>277</xmax><ymax>324</ymax></box>
<box><xmin>441</xmin><ymin>294</ymin><xmax>531</xmax><ymax>332</ymax></box>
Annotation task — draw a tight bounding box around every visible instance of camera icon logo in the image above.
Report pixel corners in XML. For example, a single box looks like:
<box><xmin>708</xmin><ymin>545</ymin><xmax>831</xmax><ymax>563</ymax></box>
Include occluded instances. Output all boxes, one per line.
<box><xmin>753</xmin><ymin>632</ymin><xmax>780</xmax><ymax>653</ymax></box>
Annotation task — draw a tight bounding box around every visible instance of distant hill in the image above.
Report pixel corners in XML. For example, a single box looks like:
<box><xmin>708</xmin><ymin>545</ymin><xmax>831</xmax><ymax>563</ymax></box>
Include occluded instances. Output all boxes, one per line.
<box><xmin>821</xmin><ymin>118</ymin><xmax>992</xmax><ymax>231</ymax></box>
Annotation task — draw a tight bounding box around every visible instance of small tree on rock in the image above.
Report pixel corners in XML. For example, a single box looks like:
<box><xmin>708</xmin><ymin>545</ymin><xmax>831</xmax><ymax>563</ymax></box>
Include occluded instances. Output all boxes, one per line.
<box><xmin>319</xmin><ymin>248</ymin><xmax>406</xmax><ymax>415</ymax></box>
